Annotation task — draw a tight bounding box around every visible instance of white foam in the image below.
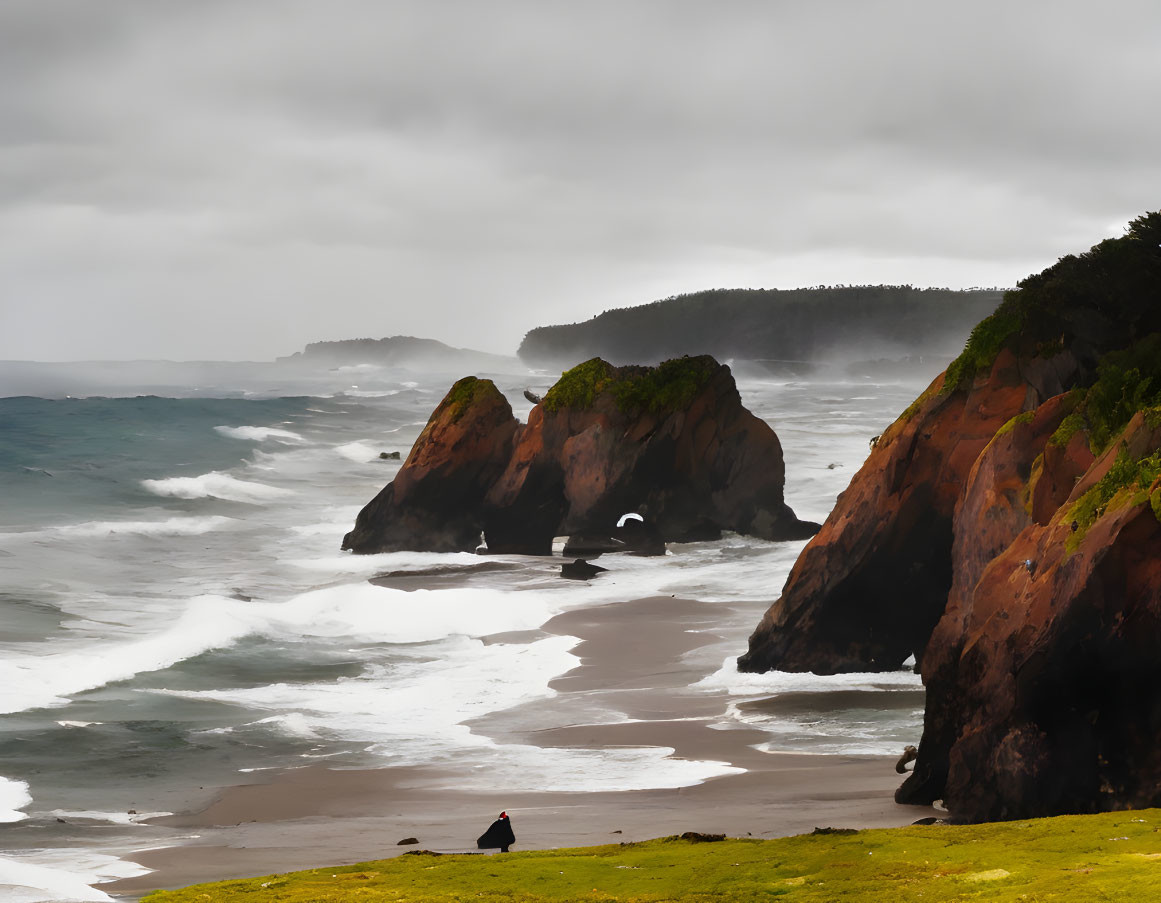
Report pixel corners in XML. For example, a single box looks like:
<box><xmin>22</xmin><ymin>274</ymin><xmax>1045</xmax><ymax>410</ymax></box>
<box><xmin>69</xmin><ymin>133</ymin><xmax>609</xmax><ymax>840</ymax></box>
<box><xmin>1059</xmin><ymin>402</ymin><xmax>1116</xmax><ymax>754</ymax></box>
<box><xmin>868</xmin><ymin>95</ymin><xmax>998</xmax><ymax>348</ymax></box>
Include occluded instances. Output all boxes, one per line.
<box><xmin>0</xmin><ymin>858</ymin><xmax>112</xmax><ymax>902</ymax></box>
<box><xmin>0</xmin><ymin>595</ymin><xmax>260</xmax><ymax>713</ymax></box>
<box><xmin>264</xmin><ymin>583</ymin><xmax>557</xmax><ymax>644</ymax></box>
<box><xmin>246</xmin><ymin>713</ymin><xmax>321</xmax><ymax>739</ymax></box>
<box><xmin>0</xmin><ymin>583</ymin><xmax>556</xmax><ymax>714</ymax></box>
<box><xmin>0</xmin><ymin>776</ymin><xmax>31</xmax><ymax>823</ymax></box>
<box><xmin>215</xmin><ymin>425</ymin><xmax>305</xmax><ymax>443</ymax></box>
<box><xmin>0</xmin><ymin>849</ymin><xmax>149</xmax><ymax>903</ymax></box>
<box><xmin>56</xmin><ymin>516</ymin><xmax>237</xmax><ymax>538</ymax></box>
<box><xmin>168</xmin><ymin>635</ymin><xmax>742</xmax><ymax>792</ymax></box>
<box><xmin>334</xmin><ymin>440</ymin><xmax>389</xmax><ymax>463</ymax></box>
<box><xmin>335</xmin><ymin>364</ymin><xmax>384</xmax><ymax>373</ymax></box>
<box><xmin>141</xmin><ymin>472</ymin><xmax>294</xmax><ymax>503</ymax></box>
<box><xmin>288</xmin><ymin>522</ymin><xmax>349</xmax><ymax>537</ymax></box>
<box><xmin>342</xmin><ymin>388</ymin><xmax>401</xmax><ymax>398</ymax></box>
<box><xmin>46</xmin><ymin>809</ymin><xmax>171</xmax><ymax>825</ymax></box>
<box><xmin>695</xmin><ymin>657</ymin><xmax>923</xmax><ymax>695</ymax></box>
<box><xmin>289</xmin><ymin>550</ymin><xmax>484</xmax><ymax>575</ymax></box>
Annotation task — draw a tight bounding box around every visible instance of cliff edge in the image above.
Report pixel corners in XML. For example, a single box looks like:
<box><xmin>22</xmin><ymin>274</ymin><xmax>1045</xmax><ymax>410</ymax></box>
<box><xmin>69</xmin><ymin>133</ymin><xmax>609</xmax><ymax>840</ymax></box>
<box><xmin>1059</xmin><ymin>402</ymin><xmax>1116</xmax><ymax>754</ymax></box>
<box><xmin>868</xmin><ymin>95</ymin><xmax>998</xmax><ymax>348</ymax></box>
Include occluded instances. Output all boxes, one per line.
<box><xmin>739</xmin><ymin>212</ymin><xmax>1161</xmax><ymax>822</ymax></box>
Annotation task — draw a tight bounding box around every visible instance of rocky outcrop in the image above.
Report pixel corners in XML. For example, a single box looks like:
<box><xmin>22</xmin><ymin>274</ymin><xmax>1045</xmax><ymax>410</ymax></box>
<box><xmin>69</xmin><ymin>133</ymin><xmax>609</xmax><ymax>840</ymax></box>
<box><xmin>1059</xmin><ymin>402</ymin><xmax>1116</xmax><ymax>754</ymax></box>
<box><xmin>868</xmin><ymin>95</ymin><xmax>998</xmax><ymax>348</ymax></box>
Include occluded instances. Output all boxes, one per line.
<box><xmin>341</xmin><ymin>377</ymin><xmax>519</xmax><ymax>553</ymax></box>
<box><xmin>344</xmin><ymin>355</ymin><xmax>819</xmax><ymax>555</ymax></box>
<box><xmin>739</xmin><ymin>211</ymin><xmax>1161</xmax><ymax>822</ymax></box>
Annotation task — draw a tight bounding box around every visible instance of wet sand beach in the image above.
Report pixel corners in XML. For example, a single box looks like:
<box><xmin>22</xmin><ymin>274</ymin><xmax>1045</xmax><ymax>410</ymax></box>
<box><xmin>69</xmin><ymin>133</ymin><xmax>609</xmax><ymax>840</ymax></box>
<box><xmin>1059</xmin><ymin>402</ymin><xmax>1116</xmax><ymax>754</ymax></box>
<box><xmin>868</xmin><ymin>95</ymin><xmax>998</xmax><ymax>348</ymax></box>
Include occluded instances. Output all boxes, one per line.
<box><xmin>108</xmin><ymin>594</ymin><xmax>934</xmax><ymax>898</ymax></box>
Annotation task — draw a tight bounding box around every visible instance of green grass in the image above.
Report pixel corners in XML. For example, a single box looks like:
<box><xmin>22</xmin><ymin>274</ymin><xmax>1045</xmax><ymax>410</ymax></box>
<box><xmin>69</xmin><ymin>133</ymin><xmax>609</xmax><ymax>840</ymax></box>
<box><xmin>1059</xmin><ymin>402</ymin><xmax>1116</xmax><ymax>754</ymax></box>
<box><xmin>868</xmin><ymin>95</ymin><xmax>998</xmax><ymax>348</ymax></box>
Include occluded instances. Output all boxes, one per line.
<box><xmin>143</xmin><ymin>810</ymin><xmax>1161</xmax><ymax>902</ymax></box>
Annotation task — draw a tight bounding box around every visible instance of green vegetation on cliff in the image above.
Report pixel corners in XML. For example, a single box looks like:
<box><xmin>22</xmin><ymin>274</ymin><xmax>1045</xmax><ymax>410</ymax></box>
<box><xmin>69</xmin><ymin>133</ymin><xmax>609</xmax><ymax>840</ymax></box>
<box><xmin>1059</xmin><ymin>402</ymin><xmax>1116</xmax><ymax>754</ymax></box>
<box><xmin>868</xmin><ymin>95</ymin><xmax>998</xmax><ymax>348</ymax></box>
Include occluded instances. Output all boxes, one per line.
<box><xmin>943</xmin><ymin>302</ymin><xmax>1023</xmax><ymax>391</ymax></box>
<box><xmin>993</xmin><ymin>410</ymin><xmax>1036</xmax><ymax>441</ymax></box>
<box><xmin>1046</xmin><ymin>335</ymin><xmax>1161</xmax><ymax>456</ymax></box>
<box><xmin>1074</xmin><ymin>336</ymin><xmax>1161</xmax><ymax>453</ymax></box>
<box><xmin>542</xmin><ymin>356</ymin><xmax>718</xmax><ymax>415</ymax></box>
<box><xmin>943</xmin><ymin>212</ymin><xmax>1161</xmax><ymax>394</ymax></box>
<box><xmin>520</xmin><ymin>286</ymin><xmax>1002</xmax><ymax>366</ymax></box>
<box><xmin>144</xmin><ymin>810</ymin><xmax>1161</xmax><ymax>902</ymax></box>
<box><xmin>1065</xmin><ymin>447</ymin><xmax>1161</xmax><ymax>552</ymax></box>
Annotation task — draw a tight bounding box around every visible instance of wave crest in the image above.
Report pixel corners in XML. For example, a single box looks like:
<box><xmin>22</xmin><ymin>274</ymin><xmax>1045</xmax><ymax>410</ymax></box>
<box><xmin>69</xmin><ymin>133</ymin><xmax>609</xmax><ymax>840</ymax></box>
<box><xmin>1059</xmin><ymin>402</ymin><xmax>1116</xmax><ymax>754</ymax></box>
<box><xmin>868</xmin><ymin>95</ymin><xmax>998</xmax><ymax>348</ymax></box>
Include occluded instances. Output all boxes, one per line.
<box><xmin>214</xmin><ymin>425</ymin><xmax>304</xmax><ymax>443</ymax></box>
<box><xmin>141</xmin><ymin>472</ymin><xmax>293</xmax><ymax>503</ymax></box>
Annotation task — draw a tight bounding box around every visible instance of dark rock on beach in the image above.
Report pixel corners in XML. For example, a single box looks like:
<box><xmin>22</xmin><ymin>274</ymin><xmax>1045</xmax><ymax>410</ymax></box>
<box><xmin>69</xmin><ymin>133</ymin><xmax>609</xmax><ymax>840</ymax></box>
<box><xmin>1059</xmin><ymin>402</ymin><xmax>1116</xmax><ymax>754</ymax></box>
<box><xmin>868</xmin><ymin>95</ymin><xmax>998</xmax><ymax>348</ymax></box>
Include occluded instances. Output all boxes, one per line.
<box><xmin>344</xmin><ymin>355</ymin><xmax>819</xmax><ymax>555</ymax></box>
<box><xmin>560</xmin><ymin>559</ymin><xmax>607</xmax><ymax>580</ymax></box>
<box><xmin>561</xmin><ymin>517</ymin><xmax>666</xmax><ymax>557</ymax></box>
<box><xmin>741</xmin><ymin>212</ymin><xmax>1161</xmax><ymax>823</ymax></box>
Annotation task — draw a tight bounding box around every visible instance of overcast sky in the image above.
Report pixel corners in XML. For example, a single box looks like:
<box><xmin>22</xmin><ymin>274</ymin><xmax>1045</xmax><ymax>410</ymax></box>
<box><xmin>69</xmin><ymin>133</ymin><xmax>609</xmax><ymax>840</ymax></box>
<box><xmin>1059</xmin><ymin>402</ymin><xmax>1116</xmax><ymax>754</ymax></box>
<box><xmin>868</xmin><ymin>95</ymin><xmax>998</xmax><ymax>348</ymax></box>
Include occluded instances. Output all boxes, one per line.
<box><xmin>1</xmin><ymin>1</ymin><xmax>1158</xmax><ymax>360</ymax></box>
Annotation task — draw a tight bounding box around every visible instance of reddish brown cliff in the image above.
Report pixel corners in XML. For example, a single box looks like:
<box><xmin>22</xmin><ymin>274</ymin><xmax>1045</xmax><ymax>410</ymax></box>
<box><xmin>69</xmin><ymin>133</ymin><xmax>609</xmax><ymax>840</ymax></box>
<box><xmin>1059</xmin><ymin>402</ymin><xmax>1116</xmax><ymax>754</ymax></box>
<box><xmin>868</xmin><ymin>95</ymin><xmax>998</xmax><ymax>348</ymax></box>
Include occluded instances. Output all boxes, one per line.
<box><xmin>344</xmin><ymin>356</ymin><xmax>818</xmax><ymax>556</ymax></box>
<box><xmin>342</xmin><ymin>376</ymin><xmax>519</xmax><ymax>553</ymax></box>
<box><xmin>740</xmin><ymin>211</ymin><xmax>1161</xmax><ymax>822</ymax></box>
<box><xmin>737</xmin><ymin>347</ymin><xmax>1047</xmax><ymax>674</ymax></box>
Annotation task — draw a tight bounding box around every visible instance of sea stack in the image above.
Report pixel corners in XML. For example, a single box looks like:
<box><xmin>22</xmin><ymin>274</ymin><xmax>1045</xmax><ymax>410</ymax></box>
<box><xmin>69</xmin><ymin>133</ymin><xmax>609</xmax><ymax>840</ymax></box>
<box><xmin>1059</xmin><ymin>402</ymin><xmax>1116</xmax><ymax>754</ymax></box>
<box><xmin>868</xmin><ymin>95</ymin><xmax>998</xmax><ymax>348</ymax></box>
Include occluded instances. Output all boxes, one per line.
<box><xmin>343</xmin><ymin>355</ymin><xmax>819</xmax><ymax>555</ymax></box>
<box><xmin>341</xmin><ymin>376</ymin><xmax>519</xmax><ymax>554</ymax></box>
<box><xmin>739</xmin><ymin>211</ymin><xmax>1161</xmax><ymax>823</ymax></box>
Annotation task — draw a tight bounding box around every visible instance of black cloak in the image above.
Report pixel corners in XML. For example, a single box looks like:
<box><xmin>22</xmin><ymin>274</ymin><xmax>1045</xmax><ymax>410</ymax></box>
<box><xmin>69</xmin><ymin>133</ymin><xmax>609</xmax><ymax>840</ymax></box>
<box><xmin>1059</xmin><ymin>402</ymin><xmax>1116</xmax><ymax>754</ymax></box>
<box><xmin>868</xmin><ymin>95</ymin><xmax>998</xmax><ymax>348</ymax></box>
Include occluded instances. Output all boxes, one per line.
<box><xmin>477</xmin><ymin>811</ymin><xmax>515</xmax><ymax>852</ymax></box>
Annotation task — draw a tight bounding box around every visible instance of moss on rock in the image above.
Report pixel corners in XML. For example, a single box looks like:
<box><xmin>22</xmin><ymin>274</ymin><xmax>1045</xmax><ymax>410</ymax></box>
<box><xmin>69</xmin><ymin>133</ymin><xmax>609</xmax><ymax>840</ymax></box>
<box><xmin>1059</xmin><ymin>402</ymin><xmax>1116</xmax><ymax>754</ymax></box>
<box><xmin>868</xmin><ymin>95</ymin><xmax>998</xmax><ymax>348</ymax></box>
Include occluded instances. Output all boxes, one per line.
<box><xmin>542</xmin><ymin>355</ymin><xmax>719</xmax><ymax>415</ymax></box>
<box><xmin>994</xmin><ymin>410</ymin><xmax>1035</xmax><ymax>440</ymax></box>
<box><xmin>1048</xmin><ymin>405</ymin><xmax>1087</xmax><ymax>449</ymax></box>
<box><xmin>442</xmin><ymin>376</ymin><xmax>495</xmax><ymax>423</ymax></box>
<box><xmin>1065</xmin><ymin>448</ymin><xmax>1161</xmax><ymax>552</ymax></box>
<box><xmin>541</xmin><ymin>358</ymin><xmax>616</xmax><ymax>413</ymax></box>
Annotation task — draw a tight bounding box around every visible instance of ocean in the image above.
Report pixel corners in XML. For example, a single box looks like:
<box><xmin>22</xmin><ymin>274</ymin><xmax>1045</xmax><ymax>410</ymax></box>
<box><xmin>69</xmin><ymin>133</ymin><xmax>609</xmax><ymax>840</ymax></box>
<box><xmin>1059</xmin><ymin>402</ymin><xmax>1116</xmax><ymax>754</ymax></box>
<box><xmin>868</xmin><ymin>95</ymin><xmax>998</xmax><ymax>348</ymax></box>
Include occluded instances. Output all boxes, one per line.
<box><xmin>0</xmin><ymin>357</ymin><xmax>929</xmax><ymax>901</ymax></box>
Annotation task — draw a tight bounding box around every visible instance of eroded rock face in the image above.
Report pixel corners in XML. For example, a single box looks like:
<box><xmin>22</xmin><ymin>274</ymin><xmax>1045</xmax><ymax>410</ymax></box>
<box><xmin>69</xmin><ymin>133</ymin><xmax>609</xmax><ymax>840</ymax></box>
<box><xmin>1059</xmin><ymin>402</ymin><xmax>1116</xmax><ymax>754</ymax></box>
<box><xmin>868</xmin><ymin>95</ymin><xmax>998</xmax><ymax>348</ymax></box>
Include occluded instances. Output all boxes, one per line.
<box><xmin>740</xmin><ymin>211</ymin><xmax>1161</xmax><ymax>822</ymax></box>
<box><xmin>738</xmin><ymin>348</ymin><xmax>1040</xmax><ymax>675</ymax></box>
<box><xmin>483</xmin><ymin>356</ymin><xmax>818</xmax><ymax>553</ymax></box>
<box><xmin>341</xmin><ymin>377</ymin><xmax>519</xmax><ymax>553</ymax></box>
<box><xmin>345</xmin><ymin>356</ymin><xmax>818</xmax><ymax>556</ymax></box>
<box><xmin>902</xmin><ymin>413</ymin><xmax>1161</xmax><ymax>820</ymax></box>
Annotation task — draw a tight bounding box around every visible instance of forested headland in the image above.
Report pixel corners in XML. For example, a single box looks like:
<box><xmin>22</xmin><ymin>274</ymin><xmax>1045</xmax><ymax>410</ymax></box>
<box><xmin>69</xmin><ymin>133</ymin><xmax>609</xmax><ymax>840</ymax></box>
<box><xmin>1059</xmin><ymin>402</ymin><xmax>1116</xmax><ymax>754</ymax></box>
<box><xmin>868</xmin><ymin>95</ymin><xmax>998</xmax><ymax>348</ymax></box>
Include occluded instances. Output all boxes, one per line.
<box><xmin>518</xmin><ymin>286</ymin><xmax>1003</xmax><ymax>368</ymax></box>
<box><xmin>276</xmin><ymin>335</ymin><xmax>516</xmax><ymax>370</ymax></box>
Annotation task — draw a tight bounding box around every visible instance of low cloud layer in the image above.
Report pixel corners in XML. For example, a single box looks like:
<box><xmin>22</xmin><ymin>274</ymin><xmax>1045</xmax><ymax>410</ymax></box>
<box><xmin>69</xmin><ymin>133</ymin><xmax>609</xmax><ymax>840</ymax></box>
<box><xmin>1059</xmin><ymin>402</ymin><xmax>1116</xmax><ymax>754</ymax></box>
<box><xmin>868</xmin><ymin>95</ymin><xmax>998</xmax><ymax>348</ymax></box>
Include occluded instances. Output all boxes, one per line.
<box><xmin>2</xmin><ymin>1</ymin><xmax>1158</xmax><ymax>360</ymax></box>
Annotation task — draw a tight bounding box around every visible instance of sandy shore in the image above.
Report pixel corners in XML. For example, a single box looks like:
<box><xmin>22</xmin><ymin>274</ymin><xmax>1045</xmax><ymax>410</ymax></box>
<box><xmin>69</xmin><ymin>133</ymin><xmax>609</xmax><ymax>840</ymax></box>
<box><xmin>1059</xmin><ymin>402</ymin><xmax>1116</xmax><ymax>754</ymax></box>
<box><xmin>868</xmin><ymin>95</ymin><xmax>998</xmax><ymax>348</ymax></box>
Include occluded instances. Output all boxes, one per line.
<box><xmin>108</xmin><ymin>594</ymin><xmax>934</xmax><ymax>898</ymax></box>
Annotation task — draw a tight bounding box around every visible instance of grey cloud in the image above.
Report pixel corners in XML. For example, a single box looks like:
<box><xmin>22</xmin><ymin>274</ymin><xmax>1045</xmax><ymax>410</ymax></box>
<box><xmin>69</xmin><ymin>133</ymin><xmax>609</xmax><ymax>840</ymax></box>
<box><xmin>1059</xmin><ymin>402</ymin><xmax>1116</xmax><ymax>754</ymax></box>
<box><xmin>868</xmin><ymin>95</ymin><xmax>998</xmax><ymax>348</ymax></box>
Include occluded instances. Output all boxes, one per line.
<box><xmin>1</xmin><ymin>1</ymin><xmax>1159</xmax><ymax>359</ymax></box>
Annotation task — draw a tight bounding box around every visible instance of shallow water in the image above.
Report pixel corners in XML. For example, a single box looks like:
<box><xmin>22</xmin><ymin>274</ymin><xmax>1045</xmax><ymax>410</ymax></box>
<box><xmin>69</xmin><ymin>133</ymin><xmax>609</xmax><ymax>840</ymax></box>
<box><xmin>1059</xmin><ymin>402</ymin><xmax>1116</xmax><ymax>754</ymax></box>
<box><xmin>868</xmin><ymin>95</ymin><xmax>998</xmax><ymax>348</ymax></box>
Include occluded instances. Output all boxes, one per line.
<box><xmin>0</xmin><ymin>357</ymin><xmax>933</xmax><ymax>900</ymax></box>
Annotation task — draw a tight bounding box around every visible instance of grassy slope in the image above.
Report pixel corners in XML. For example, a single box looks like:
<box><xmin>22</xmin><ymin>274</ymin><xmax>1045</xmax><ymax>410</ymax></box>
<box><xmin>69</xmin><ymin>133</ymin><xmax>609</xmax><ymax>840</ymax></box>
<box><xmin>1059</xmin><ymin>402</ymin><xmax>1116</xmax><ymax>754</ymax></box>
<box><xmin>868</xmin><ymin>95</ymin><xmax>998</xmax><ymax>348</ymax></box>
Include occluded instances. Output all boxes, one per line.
<box><xmin>143</xmin><ymin>810</ymin><xmax>1161</xmax><ymax>902</ymax></box>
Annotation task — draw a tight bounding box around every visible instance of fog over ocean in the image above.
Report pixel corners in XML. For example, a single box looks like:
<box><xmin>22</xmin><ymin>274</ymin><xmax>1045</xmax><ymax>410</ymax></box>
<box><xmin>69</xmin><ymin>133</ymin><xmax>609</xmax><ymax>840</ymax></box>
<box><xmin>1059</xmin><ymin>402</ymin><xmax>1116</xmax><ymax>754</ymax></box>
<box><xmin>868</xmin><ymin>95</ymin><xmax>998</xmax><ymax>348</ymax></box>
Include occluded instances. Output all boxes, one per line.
<box><xmin>0</xmin><ymin>357</ymin><xmax>927</xmax><ymax>901</ymax></box>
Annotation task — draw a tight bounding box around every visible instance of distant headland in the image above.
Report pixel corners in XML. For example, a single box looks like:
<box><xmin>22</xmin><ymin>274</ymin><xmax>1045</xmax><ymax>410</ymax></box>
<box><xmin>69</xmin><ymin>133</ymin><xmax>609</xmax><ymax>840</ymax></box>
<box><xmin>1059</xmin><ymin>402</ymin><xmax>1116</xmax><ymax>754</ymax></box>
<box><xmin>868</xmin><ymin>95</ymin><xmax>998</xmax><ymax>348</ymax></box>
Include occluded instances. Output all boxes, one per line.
<box><xmin>276</xmin><ymin>335</ymin><xmax>518</xmax><ymax>370</ymax></box>
<box><xmin>518</xmin><ymin>285</ymin><xmax>1004</xmax><ymax>371</ymax></box>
